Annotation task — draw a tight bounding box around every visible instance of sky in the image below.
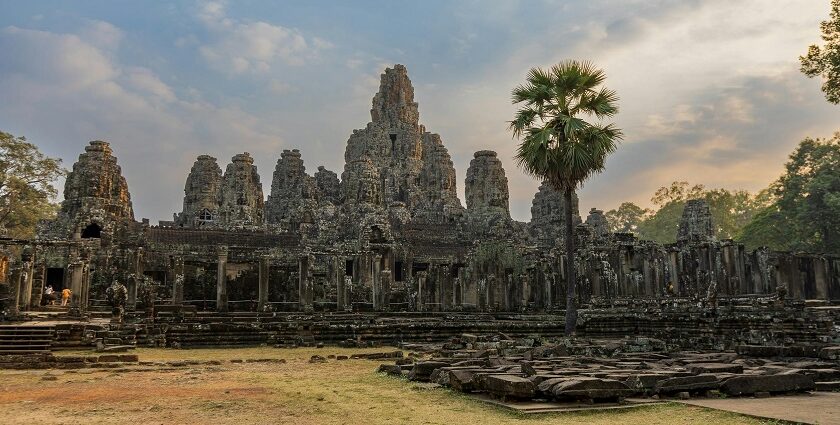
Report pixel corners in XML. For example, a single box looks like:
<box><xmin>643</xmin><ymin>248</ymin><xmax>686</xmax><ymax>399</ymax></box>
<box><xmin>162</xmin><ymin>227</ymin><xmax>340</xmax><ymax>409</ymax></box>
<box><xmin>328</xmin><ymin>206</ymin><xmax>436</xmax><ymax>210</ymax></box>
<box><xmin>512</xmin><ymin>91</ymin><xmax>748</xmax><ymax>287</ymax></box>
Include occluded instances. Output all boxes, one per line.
<box><xmin>0</xmin><ymin>0</ymin><xmax>837</xmax><ymax>222</ymax></box>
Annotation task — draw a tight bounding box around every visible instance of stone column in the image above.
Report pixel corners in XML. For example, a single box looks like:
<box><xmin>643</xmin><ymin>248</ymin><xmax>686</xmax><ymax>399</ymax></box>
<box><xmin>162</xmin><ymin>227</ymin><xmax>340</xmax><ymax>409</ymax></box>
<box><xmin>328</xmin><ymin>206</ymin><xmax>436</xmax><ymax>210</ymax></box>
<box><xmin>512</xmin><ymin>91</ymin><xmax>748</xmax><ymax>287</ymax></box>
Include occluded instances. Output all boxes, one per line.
<box><xmin>19</xmin><ymin>258</ymin><xmax>34</xmax><ymax>312</ymax></box>
<box><xmin>336</xmin><ymin>257</ymin><xmax>346</xmax><ymax>310</ymax></box>
<box><xmin>440</xmin><ymin>264</ymin><xmax>452</xmax><ymax>311</ymax></box>
<box><xmin>372</xmin><ymin>254</ymin><xmax>382</xmax><ymax>310</ymax></box>
<box><xmin>258</xmin><ymin>256</ymin><xmax>269</xmax><ymax>311</ymax></box>
<box><xmin>298</xmin><ymin>253</ymin><xmax>313</xmax><ymax>311</ymax></box>
<box><xmin>8</xmin><ymin>263</ymin><xmax>22</xmax><ymax>317</ymax></box>
<box><xmin>216</xmin><ymin>247</ymin><xmax>228</xmax><ymax>312</ymax></box>
<box><xmin>172</xmin><ymin>256</ymin><xmax>185</xmax><ymax>305</ymax></box>
<box><xmin>68</xmin><ymin>261</ymin><xmax>84</xmax><ymax>312</ymax></box>
<box><xmin>30</xmin><ymin>262</ymin><xmax>46</xmax><ymax>309</ymax></box>
<box><xmin>416</xmin><ymin>271</ymin><xmax>426</xmax><ymax>312</ymax></box>
<box><xmin>521</xmin><ymin>273</ymin><xmax>530</xmax><ymax>310</ymax></box>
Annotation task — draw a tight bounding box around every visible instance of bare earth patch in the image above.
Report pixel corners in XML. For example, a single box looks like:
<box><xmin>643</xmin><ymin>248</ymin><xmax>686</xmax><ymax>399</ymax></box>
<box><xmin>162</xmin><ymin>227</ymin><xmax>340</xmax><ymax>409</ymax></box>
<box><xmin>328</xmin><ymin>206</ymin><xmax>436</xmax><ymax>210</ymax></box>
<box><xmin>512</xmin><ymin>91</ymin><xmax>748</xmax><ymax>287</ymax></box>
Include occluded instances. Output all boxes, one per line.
<box><xmin>0</xmin><ymin>347</ymin><xmax>774</xmax><ymax>425</ymax></box>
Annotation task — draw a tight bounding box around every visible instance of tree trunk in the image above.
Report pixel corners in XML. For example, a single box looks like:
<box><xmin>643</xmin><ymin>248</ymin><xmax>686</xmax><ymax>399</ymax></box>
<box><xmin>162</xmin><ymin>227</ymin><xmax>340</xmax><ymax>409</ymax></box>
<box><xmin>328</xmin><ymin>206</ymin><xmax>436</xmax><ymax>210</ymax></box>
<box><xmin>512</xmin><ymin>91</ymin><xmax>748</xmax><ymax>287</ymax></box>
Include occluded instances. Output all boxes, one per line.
<box><xmin>563</xmin><ymin>187</ymin><xmax>577</xmax><ymax>336</ymax></box>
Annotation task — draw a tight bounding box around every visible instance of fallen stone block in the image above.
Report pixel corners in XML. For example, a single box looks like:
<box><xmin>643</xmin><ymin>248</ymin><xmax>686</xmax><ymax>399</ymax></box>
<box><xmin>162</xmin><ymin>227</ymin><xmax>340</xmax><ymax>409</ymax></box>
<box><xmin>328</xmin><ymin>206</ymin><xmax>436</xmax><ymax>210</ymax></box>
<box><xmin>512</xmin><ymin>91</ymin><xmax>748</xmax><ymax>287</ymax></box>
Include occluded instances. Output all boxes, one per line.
<box><xmin>407</xmin><ymin>361</ymin><xmax>448</xmax><ymax>382</ymax></box>
<box><xmin>720</xmin><ymin>373</ymin><xmax>814</xmax><ymax>396</ymax></box>
<box><xmin>655</xmin><ymin>374</ymin><xmax>719</xmax><ymax>394</ymax></box>
<box><xmin>482</xmin><ymin>374</ymin><xmax>535</xmax><ymax>400</ymax></box>
<box><xmin>551</xmin><ymin>377</ymin><xmax>634</xmax><ymax>400</ymax></box>
<box><xmin>688</xmin><ymin>363</ymin><xmax>743</xmax><ymax>374</ymax></box>
<box><xmin>815</xmin><ymin>381</ymin><xmax>840</xmax><ymax>391</ymax></box>
<box><xmin>625</xmin><ymin>373</ymin><xmax>676</xmax><ymax>392</ymax></box>
<box><xmin>377</xmin><ymin>364</ymin><xmax>402</xmax><ymax>376</ymax></box>
<box><xmin>449</xmin><ymin>370</ymin><xmax>477</xmax><ymax>392</ymax></box>
<box><xmin>818</xmin><ymin>346</ymin><xmax>840</xmax><ymax>360</ymax></box>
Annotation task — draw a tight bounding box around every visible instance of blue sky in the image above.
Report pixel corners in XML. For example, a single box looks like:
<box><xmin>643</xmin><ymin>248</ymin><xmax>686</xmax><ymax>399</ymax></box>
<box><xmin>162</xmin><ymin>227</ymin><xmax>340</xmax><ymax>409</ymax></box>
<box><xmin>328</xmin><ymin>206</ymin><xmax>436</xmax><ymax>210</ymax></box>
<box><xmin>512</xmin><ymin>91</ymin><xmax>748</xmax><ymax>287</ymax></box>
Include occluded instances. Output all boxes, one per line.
<box><xmin>0</xmin><ymin>0</ymin><xmax>837</xmax><ymax>222</ymax></box>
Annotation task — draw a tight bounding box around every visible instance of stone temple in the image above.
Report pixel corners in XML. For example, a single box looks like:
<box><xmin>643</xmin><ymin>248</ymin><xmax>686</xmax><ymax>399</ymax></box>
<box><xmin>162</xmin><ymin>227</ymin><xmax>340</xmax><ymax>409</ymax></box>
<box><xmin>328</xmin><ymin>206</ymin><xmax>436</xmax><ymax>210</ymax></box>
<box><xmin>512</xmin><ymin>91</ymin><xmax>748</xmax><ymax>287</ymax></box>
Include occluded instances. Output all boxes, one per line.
<box><xmin>1</xmin><ymin>65</ymin><xmax>839</xmax><ymax>353</ymax></box>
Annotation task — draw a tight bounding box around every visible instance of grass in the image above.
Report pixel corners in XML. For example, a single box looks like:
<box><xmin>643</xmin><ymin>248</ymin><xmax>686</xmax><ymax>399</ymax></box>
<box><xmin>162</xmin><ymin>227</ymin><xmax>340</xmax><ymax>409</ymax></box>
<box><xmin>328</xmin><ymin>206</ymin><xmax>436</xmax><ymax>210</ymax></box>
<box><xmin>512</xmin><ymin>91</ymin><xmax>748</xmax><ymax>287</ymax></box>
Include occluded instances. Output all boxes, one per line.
<box><xmin>0</xmin><ymin>346</ymin><xmax>776</xmax><ymax>425</ymax></box>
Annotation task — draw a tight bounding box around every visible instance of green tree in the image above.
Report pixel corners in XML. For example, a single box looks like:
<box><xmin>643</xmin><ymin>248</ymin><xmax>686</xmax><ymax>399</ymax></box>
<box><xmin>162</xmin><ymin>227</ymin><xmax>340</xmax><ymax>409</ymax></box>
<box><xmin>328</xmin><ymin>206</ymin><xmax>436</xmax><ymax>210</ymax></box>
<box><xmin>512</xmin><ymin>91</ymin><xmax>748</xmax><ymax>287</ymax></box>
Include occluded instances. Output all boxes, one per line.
<box><xmin>0</xmin><ymin>132</ymin><xmax>65</xmax><ymax>238</ymax></box>
<box><xmin>605</xmin><ymin>202</ymin><xmax>650</xmax><ymax>233</ymax></box>
<box><xmin>800</xmin><ymin>0</ymin><xmax>840</xmax><ymax>104</ymax></box>
<box><xmin>509</xmin><ymin>61</ymin><xmax>622</xmax><ymax>335</ymax></box>
<box><xmin>742</xmin><ymin>133</ymin><xmax>840</xmax><ymax>253</ymax></box>
<box><xmin>631</xmin><ymin>181</ymin><xmax>767</xmax><ymax>244</ymax></box>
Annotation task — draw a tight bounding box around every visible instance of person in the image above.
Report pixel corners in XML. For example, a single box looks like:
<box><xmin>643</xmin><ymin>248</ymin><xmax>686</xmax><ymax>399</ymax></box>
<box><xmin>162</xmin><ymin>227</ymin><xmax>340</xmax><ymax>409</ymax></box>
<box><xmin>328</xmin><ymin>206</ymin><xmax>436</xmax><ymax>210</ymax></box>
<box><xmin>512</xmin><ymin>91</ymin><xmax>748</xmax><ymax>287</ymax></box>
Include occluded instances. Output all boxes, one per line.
<box><xmin>61</xmin><ymin>288</ymin><xmax>72</xmax><ymax>306</ymax></box>
<box><xmin>43</xmin><ymin>286</ymin><xmax>55</xmax><ymax>305</ymax></box>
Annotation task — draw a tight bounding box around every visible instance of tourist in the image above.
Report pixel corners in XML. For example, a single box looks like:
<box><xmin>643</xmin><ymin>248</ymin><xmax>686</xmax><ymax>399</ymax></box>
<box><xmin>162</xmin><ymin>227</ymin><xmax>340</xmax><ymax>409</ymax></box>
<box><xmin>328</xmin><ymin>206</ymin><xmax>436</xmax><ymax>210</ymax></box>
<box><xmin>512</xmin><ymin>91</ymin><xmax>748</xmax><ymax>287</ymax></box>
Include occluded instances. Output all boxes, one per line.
<box><xmin>43</xmin><ymin>285</ymin><xmax>55</xmax><ymax>305</ymax></box>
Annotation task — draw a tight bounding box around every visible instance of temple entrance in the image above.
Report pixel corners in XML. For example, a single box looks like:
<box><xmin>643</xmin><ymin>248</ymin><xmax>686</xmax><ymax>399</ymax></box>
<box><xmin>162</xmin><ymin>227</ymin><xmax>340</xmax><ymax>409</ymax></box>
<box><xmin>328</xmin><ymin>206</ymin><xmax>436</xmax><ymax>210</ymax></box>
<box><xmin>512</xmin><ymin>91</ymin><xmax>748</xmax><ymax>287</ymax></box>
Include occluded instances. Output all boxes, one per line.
<box><xmin>81</xmin><ymin>223</ymin><xmax>102</xmax><ymax>238</ymax></box>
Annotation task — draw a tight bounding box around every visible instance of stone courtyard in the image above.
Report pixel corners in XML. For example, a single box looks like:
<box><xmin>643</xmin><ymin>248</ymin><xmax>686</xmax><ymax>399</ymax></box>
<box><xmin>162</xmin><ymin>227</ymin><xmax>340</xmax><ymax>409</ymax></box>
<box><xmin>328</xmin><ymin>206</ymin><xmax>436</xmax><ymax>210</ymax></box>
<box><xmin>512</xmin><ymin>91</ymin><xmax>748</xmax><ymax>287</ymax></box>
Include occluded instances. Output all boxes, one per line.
<box><xmin>0</xmin><ymin>65</ymin><xmax>839</xmax><ymax>424</ymax></box>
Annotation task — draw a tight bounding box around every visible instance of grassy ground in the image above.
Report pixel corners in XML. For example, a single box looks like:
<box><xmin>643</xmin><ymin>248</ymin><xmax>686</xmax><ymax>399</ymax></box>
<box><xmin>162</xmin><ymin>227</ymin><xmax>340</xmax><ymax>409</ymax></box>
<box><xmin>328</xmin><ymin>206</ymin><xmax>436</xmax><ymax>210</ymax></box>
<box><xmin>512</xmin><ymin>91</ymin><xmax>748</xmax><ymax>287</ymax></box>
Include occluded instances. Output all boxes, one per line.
<box><xmin>0</xmin><ymin>347</ymin><xmax>776</xmax><ymax>425</ymax></box>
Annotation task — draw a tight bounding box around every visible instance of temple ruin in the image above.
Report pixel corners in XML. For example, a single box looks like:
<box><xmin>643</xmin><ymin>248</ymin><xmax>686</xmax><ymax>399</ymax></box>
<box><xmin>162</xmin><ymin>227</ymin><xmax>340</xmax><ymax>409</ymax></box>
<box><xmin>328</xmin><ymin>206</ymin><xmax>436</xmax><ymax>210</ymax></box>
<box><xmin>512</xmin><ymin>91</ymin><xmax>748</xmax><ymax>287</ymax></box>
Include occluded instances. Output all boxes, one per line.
<box><xmin>0</xmin><ymin>64</ymin><xmax>838</xmax><ymax>352</ymax></box>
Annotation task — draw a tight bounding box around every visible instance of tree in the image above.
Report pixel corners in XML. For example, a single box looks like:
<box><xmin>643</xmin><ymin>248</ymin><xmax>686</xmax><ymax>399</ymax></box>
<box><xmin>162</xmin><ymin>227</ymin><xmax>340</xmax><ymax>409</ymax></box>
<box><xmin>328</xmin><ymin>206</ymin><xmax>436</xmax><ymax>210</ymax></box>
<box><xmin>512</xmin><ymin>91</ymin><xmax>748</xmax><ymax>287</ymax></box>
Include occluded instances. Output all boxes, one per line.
<box><xmin>509</xmin><ymin>61</ymin><xmax>622</xmax><ymax>335</ymax></box>
<box><xmin>625</xmin><ymin>181</ymin><xmax>768</xmax><ymax>244</ymax></box>
<box><xmin>605</xmin><ymin>202</ymin><xmax>649</xmax><ymax>233</ymax></box>
<box><xmin>742</xmin><ymin>133</ymin><xmax>840</xmax><ymax>253</ymax></box>
<box><xmin>0</xmin><ymin>132</ymin><xmax>65</xmax><ymax>238</ymax></box>
<box><xmin>800</xmin><ymin>0</ymin><xmax>840</xmax><ymax>104</ymax></box>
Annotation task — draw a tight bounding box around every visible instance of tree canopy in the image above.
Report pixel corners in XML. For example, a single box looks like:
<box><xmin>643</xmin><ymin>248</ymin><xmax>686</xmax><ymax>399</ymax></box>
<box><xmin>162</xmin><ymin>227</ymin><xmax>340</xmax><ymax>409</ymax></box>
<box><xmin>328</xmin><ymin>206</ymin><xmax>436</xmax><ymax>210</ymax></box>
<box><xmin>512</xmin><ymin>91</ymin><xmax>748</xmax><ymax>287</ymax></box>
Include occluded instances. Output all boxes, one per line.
<box><xmin>800</xmin><ymin>0</ymin><xmax>840</xmax><ymax>104</ymax></box>
<box><xmin>509</xmin><ymin>61</ymin><xmax>622</xmax><ymax>192</ymax></box>
<box><xmin>0</xmin><ymin>131</ymin><xmax>65</xmax><ymax>238</ymax></box>
<box><xmin>740</xmin><ymin>133</ymin><xmax>840</xmax><ymax>253</ymax></box>
<box><xmin>605</xmin><ymin>181</ymin><xmax>768</xmax><ymax>245</ymax></box>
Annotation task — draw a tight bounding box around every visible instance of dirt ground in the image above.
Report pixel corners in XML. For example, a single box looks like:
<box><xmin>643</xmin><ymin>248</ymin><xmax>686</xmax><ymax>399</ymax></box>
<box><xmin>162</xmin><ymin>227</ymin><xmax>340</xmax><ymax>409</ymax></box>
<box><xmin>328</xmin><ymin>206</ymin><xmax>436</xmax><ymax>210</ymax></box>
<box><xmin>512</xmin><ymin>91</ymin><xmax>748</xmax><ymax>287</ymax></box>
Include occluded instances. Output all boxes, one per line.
<box><xmin>0</xmin><ymin>347</ymin><xmax>775</xmax><ymax>425</ymax></box>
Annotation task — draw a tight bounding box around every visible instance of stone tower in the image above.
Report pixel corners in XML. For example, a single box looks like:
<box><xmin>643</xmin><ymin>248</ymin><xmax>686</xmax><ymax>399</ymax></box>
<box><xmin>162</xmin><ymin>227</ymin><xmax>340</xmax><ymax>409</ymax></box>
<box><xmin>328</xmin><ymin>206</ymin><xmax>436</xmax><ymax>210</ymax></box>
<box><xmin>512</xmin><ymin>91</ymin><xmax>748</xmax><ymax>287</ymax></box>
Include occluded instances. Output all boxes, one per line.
<box><xmin>677</xmin><ymin>199</ymin><xmax>715</xmax><ymax>242</ymax></box>
<box><xmin>340</xmin><ymin>64</ymin><xmax>463</xmax><ymax>222</ymax></box>
<box><xmin>528</xmin><ymin>181</ymin><xmax>581</xmax><ymax>245</ymax></box>
<box><xmin>44</xmin><ymin>140</ymin><xmax>134</xmax><ymax>239</ymax></box>
<box><xmin>176</xmin><ymin>155</ymin><xmax>222</xmax><ymax>228</ymax></box>
<box><xmin>219</xmin><ymin>153</ymin><xmax>264</xmax><ymax>228</ymax></box>
<box><xmin>585</xmin><ymin>208</ymin><xmax>610</xmax><ymax>240</ymax></box>
<box><xmin>265</xmin><ymin>149</ymin><xmax>318</xmax><ymax>228</ymax></box>
<box><xmin>465</xmin><ymin>150</ymin><xmax>511</xmax><ymax>221</ymax></box>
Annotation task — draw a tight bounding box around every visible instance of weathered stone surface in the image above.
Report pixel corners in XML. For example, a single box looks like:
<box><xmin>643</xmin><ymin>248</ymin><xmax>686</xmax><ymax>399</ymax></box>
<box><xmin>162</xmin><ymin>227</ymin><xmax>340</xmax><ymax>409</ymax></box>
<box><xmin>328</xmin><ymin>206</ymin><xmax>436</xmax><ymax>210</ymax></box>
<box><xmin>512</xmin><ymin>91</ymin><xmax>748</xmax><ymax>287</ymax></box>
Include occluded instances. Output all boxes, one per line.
<box><xmin>265</xmin><ymin>149</ymin><xmax>318</xmax><ymax>228</ymax></box>
<box><xmin>481</xmin><ymin>374</ymin><xmax>535</xmax><ymax>400</ymax></box>
<box><xmin>219</xmin><ymin>153</ymin><xmax>264</xmax><ymax>228</ymax></box>
<box><xmin>407</xmin><ymin>361</ymin><xmax>448</xmax><ymax>382</ymax></box>
<box><xmin>677</xmin><ymin>199</ymin><xmax>715</xmax><ymax>242</ymax></box>
<box><xmin>44</xmin><ymin>140</ymin><xmax>134</xmax><ymax>238</ymax></box>
<box><xmin>655</xmin><ymin>374</ymin><xmax>719</xmax><ymax>394</ymax></box>
<box><xmin>551</xmin><ymin>377</ymin><xmax>633</xmax><ymax>400</ymax></box>
<box><xmin>377</xmin><ymin>363</ymin><xmax>402</xmax><ymax>376</ymax></box>
<box><xmin>449</xmin><ymin>369</ymin><xmax>478</xmax><ymax>392</ymax></box>
<box><xmin>585</xmin><ymin>208</ymin><xmax>610</xmax><ymax>240</ymax></box>
<box><xmin>720</xmin><ymin>374</ymin><xmax>814</xmax><ymax>396</ymax></box>
<box><xmin>528</xmin><ymin>181</ymin><xmax>580</xmax><ymax>246</ymax></box>
<box><xmin>175</xmin><ymin>155</ymin><xmax>222</xmax><ymax>228</ymax></box>
<box><xmin>819</xmin><ymin>346</ymin><xmax>840</xmax><ymax>360</ymax></box>
<box><xmin>625</xmin><ymin>373</ymin><xmax>676</xmax><ymax>392</ymax></box>
<box><xmin>465</xmin><ymin>151</ymin><xmax>510</xmax><ymax>224</ymax></box>
<box><xmin>688</xmin><ymin>363</ymin><xmax>744</xmax><ymax>374</ymax></box>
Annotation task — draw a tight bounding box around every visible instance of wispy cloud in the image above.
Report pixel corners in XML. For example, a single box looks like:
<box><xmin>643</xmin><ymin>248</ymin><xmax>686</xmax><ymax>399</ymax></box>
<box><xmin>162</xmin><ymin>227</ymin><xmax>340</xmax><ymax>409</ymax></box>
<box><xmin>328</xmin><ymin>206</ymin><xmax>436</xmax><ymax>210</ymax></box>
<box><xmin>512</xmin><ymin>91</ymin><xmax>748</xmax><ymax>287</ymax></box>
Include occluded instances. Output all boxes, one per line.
<box><xmin>195</xmin><ymin>0</ymin><xmax>331</xmax><ymax>74</ymax></box>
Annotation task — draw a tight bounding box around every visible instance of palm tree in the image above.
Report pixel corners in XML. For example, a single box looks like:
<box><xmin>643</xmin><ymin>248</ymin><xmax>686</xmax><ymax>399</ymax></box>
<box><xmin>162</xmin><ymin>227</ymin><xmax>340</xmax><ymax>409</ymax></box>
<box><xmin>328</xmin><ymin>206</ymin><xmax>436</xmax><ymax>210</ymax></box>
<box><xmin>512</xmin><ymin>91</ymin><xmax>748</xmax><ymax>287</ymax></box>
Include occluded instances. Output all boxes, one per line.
<box><xmin>509</xmin><ymin>60</ymin><xmax>622</xmax><ymax>336</ymax></box>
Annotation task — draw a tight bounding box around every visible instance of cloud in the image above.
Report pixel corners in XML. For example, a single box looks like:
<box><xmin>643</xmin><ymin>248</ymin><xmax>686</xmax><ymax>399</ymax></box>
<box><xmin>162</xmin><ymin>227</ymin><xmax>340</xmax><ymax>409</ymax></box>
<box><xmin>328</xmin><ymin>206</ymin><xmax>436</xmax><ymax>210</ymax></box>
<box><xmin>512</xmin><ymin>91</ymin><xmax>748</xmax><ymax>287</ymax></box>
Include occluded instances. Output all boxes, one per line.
<box><xmin>0</xmin><ymin>21</ymin><xmax>288</xmax><ymax>220</ymax></box>
<box><xmin>78</xmin><ymin>19</ymin><xmax>123</xmax><ymax>51</ymax></box>
<box><xmin>195</xmin><ymin>0</ymin><xmax>331</xmax><ymax>74</ymax></box>
<box><xmin>124</xmin><ymin>67</ymin><xmax>176</xmax><ymax>102</ymax></box>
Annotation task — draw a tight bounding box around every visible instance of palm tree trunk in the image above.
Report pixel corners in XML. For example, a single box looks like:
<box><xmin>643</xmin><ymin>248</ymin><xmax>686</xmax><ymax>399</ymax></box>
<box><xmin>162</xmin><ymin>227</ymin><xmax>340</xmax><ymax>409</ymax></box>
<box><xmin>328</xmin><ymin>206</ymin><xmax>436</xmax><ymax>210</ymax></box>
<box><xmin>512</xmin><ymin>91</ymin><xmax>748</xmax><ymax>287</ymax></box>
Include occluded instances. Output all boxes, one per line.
<box><xmin>563</xmin><ymin>187</ymin><xmax>577</xmax><ymax>336</ymax></box>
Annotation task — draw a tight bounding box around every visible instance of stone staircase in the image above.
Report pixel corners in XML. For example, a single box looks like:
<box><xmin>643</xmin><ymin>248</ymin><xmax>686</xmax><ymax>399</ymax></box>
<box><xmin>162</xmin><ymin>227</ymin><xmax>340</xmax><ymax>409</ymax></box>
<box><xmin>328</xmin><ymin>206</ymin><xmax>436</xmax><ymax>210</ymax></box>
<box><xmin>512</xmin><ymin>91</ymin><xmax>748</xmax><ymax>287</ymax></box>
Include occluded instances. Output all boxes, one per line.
<box><xmin>0</xmin><ymin>325</ymin><xmax>54</xmax><ymax>354</ymax></box>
